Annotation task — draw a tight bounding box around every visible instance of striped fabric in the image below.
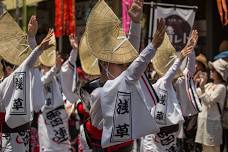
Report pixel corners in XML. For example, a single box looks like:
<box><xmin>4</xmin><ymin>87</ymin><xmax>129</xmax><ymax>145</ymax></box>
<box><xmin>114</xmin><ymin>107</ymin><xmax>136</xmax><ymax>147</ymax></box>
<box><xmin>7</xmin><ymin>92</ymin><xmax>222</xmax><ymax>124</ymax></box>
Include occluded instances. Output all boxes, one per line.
<box><xmin>185</xmin><ymin>73</ymin><xmax>202</xmax><ymax>113</ymax></box>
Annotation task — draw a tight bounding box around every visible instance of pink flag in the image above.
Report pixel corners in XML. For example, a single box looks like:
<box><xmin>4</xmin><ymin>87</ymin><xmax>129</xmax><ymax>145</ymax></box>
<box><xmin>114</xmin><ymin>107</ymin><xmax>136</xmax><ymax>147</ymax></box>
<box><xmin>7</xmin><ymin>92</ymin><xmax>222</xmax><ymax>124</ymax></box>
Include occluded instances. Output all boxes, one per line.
<box><xmin>122</xmin><ymin>0</ymin><xmax>133</xmax><ymax>34</ymax></box>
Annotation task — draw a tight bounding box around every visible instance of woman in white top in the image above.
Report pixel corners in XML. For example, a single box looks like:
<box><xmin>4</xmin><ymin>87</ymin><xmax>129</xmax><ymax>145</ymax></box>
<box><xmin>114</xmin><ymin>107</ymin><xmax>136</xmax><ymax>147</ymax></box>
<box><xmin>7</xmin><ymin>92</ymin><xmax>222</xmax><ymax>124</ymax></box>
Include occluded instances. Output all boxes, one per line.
<box><xmin>195</xmin><ymin>58</ymin><xmax>228</xmax><ymax>152</ymax></box>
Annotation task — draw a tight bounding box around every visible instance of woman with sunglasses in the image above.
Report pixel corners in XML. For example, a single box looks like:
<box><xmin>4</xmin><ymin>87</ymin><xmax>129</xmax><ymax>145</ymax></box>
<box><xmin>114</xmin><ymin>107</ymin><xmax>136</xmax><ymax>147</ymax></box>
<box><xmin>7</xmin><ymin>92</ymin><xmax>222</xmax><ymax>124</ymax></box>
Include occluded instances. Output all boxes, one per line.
<box><xmin>195</xmin><ymin>59</ymin><xmax>228</xmax><ymax>152</ymax></box>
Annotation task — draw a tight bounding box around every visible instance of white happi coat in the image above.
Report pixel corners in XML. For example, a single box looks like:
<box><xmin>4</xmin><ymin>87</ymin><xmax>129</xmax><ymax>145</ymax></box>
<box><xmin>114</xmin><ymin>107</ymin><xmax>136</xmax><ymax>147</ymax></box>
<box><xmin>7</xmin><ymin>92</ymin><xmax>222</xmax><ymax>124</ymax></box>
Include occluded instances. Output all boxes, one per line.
<box><xmin>143</xmin><ymin>58</ymin><xmax>185</xmax><ymax>152</ymax></box>
<box><xmin>90</xmin><ymin>43</ymin><xmax>160</xmax><ymax>148</ymax></box>
<box><xmin>0</xmin><ymin>47</ymin><xmax>45</xmax><ymax>128</ymax></box>
<box><xmin>38</xmin><ymin>49</ymin><xmax>78</xmax><ymax>152</ymax></box>
<box><xmin>0</xmin><ymin>46</ymin><xmax>46</xmax><ymax>152</ymax></box>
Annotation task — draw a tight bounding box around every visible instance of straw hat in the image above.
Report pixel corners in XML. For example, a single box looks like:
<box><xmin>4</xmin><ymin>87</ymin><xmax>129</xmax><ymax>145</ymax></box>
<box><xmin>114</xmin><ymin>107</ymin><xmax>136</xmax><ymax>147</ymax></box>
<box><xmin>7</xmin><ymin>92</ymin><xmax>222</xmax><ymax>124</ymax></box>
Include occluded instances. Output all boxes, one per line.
<box><xmin>39</xmin><ymin>34</ymin><xmax>56</xmax><ymax>67</ymax></box>
<box><xmin>209</xmin><ymin>59</ymin><xmax>228</xmax><ymax>82</ymax></box>
<box><xmin>0</xmin><ymin>12</ymin><xmax>32</xmax><ymax>66</ymax></box>
<box><xmin>79</xmin><ymin>34</ymin><xmax>100</xmax><ymax>75</ymax></box>
<box><xmin>196</xmin><ymin>53</ymin><xmax>208</xmax><ymax>68</ymax></box>
<box><xmin>152</xmin><ymin>33</ymin><xmax>182</xmax><ymax>78</ymax></box>
<box><xmin>86</xmin><ymin>0</ymin><xmax>138</xmax><ymax>64</ymax></box>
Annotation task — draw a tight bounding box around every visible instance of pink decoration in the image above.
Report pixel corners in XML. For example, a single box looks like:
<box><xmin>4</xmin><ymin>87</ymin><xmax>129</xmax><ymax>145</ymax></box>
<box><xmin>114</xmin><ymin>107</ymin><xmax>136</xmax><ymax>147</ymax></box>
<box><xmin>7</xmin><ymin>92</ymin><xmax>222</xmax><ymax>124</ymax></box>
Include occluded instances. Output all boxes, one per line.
<box><xmin>122</xmin><ymin>0</ymin><xmax>133</xmax><ymax>34</ymax></box>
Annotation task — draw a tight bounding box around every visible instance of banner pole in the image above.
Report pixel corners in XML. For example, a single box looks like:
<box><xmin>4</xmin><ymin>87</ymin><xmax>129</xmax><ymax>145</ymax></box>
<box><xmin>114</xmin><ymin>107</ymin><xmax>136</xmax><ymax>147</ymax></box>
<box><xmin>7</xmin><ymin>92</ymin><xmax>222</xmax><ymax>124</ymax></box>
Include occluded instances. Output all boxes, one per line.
<box><xmin>148</xmin><ymin>1</ymin><xmax>153</xmax><ymax>44</ymax></box>
<box><xmin>143</xmin><ymin>2</ymin><xmax>198</xmax><ymax>10</ymax></box>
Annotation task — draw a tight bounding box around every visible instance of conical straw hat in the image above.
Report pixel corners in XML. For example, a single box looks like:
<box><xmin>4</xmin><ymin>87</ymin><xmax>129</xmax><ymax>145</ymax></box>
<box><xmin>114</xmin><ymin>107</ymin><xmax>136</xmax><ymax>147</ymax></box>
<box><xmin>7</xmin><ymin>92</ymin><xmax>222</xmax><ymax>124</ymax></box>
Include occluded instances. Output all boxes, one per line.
<box><xmin>39</xmin><ymin>34</ymin><xmax>56</xmax><ymax>67</ymax></box>
<box><xmin>152</xmin><ymin>33</ymin><xmax>182</xmax><ymax>78</ymax></box>
<box><xmin>0</xmin><ymin>12</ymin><xmax>32</xmax><ymax>66</ymax></box>
<box><xmin>86</xmin><ymin>0</ymin><xmax>138</xmax><ymax>64</ymax></box>
<box><xmin>79</xmin><ymin>34</ymin><xmax>100</xmax><ymax>75</ymax></box>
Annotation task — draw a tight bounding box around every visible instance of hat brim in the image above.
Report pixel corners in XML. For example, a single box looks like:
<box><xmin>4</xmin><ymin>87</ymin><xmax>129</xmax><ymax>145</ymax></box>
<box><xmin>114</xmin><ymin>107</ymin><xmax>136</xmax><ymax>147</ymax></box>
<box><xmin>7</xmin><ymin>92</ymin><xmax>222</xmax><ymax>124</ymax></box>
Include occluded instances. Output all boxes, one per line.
<box><xmin>39</xmin><ymin>47</ymin><xmax>56</xmax><ymax>67</ymax></box>
<box><xmin>79</xmin><ymin>34</ymin><xmax>100</xmax><ymax>76</ymax></box>
<box><xmin>208</xmin><ymin>61</ymin><xmax>226</xmax><ymax>82</ymax></box>
<box><xmin>86</xmin><ymin>0</ymin><xmax>138</xmax><ymax>64</ymax></box>
<box><xmin>0</xmin><ymin>12</ymin><xmax>32</xmax><ymax>66</ymax></box>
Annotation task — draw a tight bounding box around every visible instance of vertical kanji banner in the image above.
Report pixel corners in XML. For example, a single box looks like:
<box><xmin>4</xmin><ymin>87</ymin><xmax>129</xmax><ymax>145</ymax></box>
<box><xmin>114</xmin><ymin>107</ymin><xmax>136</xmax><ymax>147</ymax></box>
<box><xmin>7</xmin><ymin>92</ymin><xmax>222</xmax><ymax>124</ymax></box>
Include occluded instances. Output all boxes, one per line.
<box><xmin>55</xmin><ymin>0</ymin><xmax>76</xmax><ymax>38</ymax></box>
<box><xmin>122</xmin><ymin>0</ymin><xmax>133</xmax><ymax>34</ymax></box>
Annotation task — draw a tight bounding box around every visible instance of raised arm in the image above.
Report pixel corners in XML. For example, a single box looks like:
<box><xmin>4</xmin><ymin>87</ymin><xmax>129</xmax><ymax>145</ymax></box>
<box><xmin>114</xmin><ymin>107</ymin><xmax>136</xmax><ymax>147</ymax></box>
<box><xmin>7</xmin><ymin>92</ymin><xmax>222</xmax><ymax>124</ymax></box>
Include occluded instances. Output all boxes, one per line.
<box><xmin>128</xmin><ymin>0</ymin><xmax>143</xmax><ymax>50</ymax></box>
<box><xmin>27</xmin><ymin>15</ymin><xmax>38</xmax><ymax>49</ymax></box>
<box><xmin>184</xmin><ymin>30</ymin><xmax>198</xmax><ymax>76</ymax></box>
<box><xmin>25</xmin><ymin>30</ymin><xmax>54</xmax><ymax>68</ymax></box>
<box><xmin>60</xmin><ymin>34</ymin><xmax>78</xmax><ymax>103</ymax></box>
<box><xmin>184</xmin><ymin>51</ymin><xmax>196</xmax><ymax>77</ymax></box>
<box><xmin>128</xmin><ymin>22</ymin><xmax>141</xmax><ymax>50</ymax></box>
<box><xmin>41</xmin><ymin>55</ymin><xmax>62</xmax><ymax>84</ymax></box>
<box><xmin>163</xmin><ymin>30</ymin><xmax>198</xmax><ymax>82</ymax></box>
<box><xmin>68</xmin><ymin>34</ymin><xmax>78</xmax><ymax>66</ymax></box>
<box><xmin>162</xmin><ymin>57</ymin><xmax>182</xmax><ymax>82</ymax></box>
<box><xmin>126</xmin><ymin>18</ymin><xmax>166</xmax><ymax>81</ymax></box>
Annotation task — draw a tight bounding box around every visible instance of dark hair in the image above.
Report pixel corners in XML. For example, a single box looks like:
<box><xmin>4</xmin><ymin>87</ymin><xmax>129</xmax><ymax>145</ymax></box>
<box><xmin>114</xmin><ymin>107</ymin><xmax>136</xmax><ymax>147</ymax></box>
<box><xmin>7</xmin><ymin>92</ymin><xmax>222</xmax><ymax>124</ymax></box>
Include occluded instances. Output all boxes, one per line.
<box><xmin>214</xmin><ymin>70</ymin><xmax>226</xmax><ymax>83</ymax></box>
<box><xmin>1</xmin><ymin>59</ymin><xmax>14</xmax><ymax>72</ymax></box>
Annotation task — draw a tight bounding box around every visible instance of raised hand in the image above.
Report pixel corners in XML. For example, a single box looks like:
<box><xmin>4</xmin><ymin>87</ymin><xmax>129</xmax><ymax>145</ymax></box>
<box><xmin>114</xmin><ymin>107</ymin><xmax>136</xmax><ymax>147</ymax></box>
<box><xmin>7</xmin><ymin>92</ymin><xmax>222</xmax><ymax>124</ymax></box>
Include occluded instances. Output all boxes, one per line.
<box><xmin>69</xmin><ymin>34</ymin><xmax>78</xmax><ymax>51</ymax></box>
<box><xmin>39</xmin><ymin>29</ymin><xmax>54</xmax><ymax>50</ymax></box>
<box><xmin>28</xmin><ymin>15</ymin><xmax>38</xmax><ymax>37</ymax></box>
<box><xmin>180</xmin><ymin>46</ymin><xmax>194</xmax><ymax>60</ymax></box>
<box><xmin>199</xmin><ymin>71</ymin><xmax>208</xmax><ymax>90</ymax></box>
<box><xmin>152</xmin><ymin>18</ymin><xmax>166</xmax><ymax>49</ymax></box>
<box><xmin>128</xmin><ymin>0</ymin><xmax>144</xmax><ymax>23</ymax></box>
<box><xmin>56</xmin><ymin>53</ymin><xmax>64</xmax><ymax>68</ymax></box>
<box><xmin>179</xmin><ymin>30</ymin><xmax>198</xmax><ymax>60</ymax></box>
<box><xmin>186</xmin><ymin>30</ymin><xmax>198</xmax><ymax>48</ymax></box>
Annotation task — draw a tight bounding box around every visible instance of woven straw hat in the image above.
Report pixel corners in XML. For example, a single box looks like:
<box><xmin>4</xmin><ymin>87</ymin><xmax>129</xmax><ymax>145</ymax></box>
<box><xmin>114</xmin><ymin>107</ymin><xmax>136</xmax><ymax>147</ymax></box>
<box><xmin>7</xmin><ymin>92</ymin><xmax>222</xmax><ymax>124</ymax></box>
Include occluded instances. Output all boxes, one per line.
<box><xmin>0</xmin><ymin>12</ymin><xmax>32</xmax><ymax>66</ymax></box>
<box><xmin>39</xmin><ymin>34</ymin><xmax>56</xmax><ymax>67</ymax></box>
<box><xmin>152</xmin><ymin>33</ymin><xmax>182</xmax><ymax>78</ymax></box>
<box><xmin>79</xmin><ymin>34</ymin><xmax>100</xmax><ymax>75</ymax></box>
<box><xmin>86</xmin><ymin>0</ymin><xmax>138</xmax><ymax>64</ymax></box>
<box><xmin>196</xmin><ymin>53</ymin><xmax>208</xmax><ymax>68</ymax></box>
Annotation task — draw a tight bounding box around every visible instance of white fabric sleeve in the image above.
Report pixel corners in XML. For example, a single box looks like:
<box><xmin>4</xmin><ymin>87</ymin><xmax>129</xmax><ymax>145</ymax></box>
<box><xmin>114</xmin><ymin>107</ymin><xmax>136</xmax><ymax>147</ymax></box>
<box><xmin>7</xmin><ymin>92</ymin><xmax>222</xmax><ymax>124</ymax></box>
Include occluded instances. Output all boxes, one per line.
<box><xmin>126</xmin><ymin>43</ymin><xmax>156</xmax><ymax>81</ymax></box>
<box><xmin>90</xmin><ymin>88</ymin><xmax>103</xmax><ymax>129</ymax></box>
<box><xmin>183</xmin><ymin>51</ymin><xmax>196</xmax><ymax>77</ymax></box>
<box><xmin>27</xmin><ymin>36</ymin><xmax>37</xmax><ymax>50</ymax></box>
<box><xmin>60</xmin><ymin>50</ymin><xmax>78</xmax><ymax>103</ymax></box>
<box><xmin>41</xmin><ymin>65</ymin><xmax>60</xmax><ymax>84</ymax></box>
<box><xmin>24</xmin><ymin>46</ymin><xmax>43</xmax><ymax>68</ymax></box>
<box><xmin>128</xmin><ymin>22</ymin><xmax>141</xmax><ymax>50</ymax></box>
<box><xmin>162</xmin><ymin>58</ymin><xmax>182</xmax><ymax>82</ymax></box>
<box><xmin>199</xmin><ymin>84</ymin><xmax>226</xmax><ymax>106</ymax></box>
<box><xmin>68</xmin><ymin>49</ymin><xmax>77</xmax><ymax>66</ymax></box>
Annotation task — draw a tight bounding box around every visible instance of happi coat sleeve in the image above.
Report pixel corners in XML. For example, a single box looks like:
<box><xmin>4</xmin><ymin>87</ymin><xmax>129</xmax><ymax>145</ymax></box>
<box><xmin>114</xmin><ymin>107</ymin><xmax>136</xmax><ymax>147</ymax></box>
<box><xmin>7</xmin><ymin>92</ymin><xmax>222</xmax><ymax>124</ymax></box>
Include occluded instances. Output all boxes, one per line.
<box><xmin>128</xmin><ymin>22</ymin><xmax>141</xmax><ymax>50</ymax></box>
<box><xmin>60</xmin><ymin>49</ymin><xmax>78</xmax><ymax>103</ymax></box>
<box><xmin>175</xmin><ymin>52</ymin><xmax>202</xmax><ymax>116</ymax></box>
<box><xmin>27</xmin><ymin>35</ymin><xmax>37</xmax><ymax>50</ymax></box>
